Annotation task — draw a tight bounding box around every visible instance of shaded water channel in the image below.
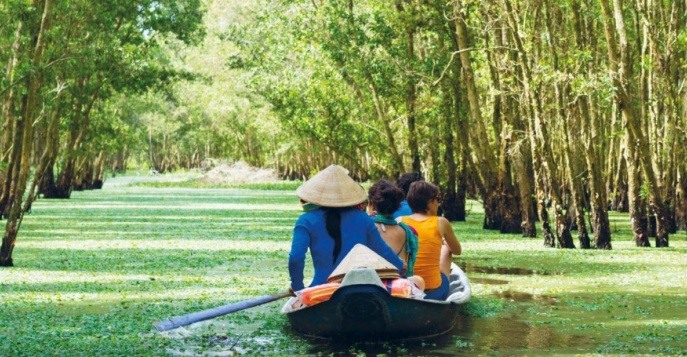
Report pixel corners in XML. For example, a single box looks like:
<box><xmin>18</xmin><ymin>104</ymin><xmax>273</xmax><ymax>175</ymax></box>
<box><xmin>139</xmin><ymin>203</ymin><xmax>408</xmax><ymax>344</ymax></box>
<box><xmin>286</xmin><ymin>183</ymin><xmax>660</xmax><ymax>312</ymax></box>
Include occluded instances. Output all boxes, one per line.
<box><xmin>296</xmin><ymin>263</ymin><xmax>593</xmax><ymax>356</ymax></box>
<box><xmin>299</xmin><ymin>314</ymin><xmax>596</xmax><ymax>356</ymax></box>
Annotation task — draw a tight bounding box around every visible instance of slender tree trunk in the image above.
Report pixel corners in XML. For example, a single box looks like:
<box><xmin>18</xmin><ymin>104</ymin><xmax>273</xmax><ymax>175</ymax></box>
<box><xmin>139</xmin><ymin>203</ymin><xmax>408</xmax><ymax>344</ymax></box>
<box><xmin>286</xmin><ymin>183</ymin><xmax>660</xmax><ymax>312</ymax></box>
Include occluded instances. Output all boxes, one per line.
<box><xmin>440</xmin><ymin>73</ymin><xmax>465</xmax><ymax>221</ymax></box>
<box><xmin>445</xmin><ymin>51</ymin><xmax>470</xmax><ymax>222</ymax></box>
<box><xmin>0</xmin><ymin>23</ymin><xmax>24</xmax><ymax>215</ymax></box>
<box><xmin>599</xmin><ymin>0</ymin><xmax>669</xmax><ymax>247</ymax></box>
<box><xmin>1</xmin><ymin>0</ymin><xmax>53</xmax><ymax>266</ymax></box>
<box><xmin>564</xmin><ymin>106</ymin><xmax>591</xmax><ymax>249</ymax></box>
<box><xmin>503</xmin><ymin>0</ymin><xmax>574</xmax><ymax>248</ymax></box>
<box><xmin>610</xmin><ymin>153</ymin><xmax>629</xmax><ymax>212</ymax></box>
<box><xmin>570</xmin><ymin>0</ymin><xmax>612</xmax><ymax>249</ymax></box>
<box><xmin>513</xmin><ymin>137</ymin><xmax>537</xmax><ymax>237</ymax></box>
<box><xmin>51</xmin><ymin>80</ymin><xmax>101</xmax><ymax>198</ymax></box>
<box><xmin>367</xmin><ymin>76</ymin><xmax>405</xmax><ymax>174</ymax></box>
<box><xmin>483</xmin><ymin>21</ymin><xmax>521</xmax><ymax>234</ymax></box>
<box><xmin>494</xmin><ymin>20</ymin><xmax>536</xmax><ymax>238</ymax></box>
<box><xmin>605</xmin><ymin>103</ymin><xmax>628</xmax><ymax>212</ymax></box>
<box><xmin>677</xmin><ymin>169</ymin><xmax>687</xmax><ymax>231</ymax></box>
<box><xmin>38</xmin><ymin>98</ymin><xmax>62</xmax><ymax>197</ymax></box>
<box><xmin>395</xmin><ymin>1</ymin><xmax>421</xmax><ymax>173</ymax></box>
<box><xmin>93</xmin><ymin>150</ymin><xmax>105</xmax><ymax>189</ymax></box>
<box><xmin>24</xmin><ymin>87</ymin><xmax>63</xmax><ymax>213</ymax></box>
<box><xmin>1</xmin><ymin>22</ymin><xmax>23</xmax><ymax>164</ymax></box>
<box><xmin>498</xmin><ymin>126</ymin><xmax>521</xmax><ymax>233</ymax></box>
<box><xmin>73</xmin><ymin>155</ymin><xmax>93</xmax><ymax>191</ymax></box>
<box><xmin>583</xmin><ymin>96</ymin><xmax>613</xmax><ymax>249</ymax></box>
<box><xmin>677</xmin><ymin>89</ymin><xmax>687</xmax><ymax>231</ymax></box>
<box><xmin>624</xmin><ymin>131</ymin><xmax>651</xmax><ymax>247</ymax></box>
<box><xmin>453</xmin><ymin>0</ymin><xmax>501</xmax><ymax>230</ymax></box>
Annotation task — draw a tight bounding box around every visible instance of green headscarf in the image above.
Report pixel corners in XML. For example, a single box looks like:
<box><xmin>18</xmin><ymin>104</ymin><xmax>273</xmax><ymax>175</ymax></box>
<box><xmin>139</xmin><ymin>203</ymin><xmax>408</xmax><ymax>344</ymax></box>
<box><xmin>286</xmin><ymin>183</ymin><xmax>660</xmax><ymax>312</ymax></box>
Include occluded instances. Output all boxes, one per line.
<box><xmin>301</xmin><ymin>202</ymin><xmax>320</xmax><ymax>212</ymax></box>
<box><xmin>371</xmin><ymin>214</ymin><xmax>418</xmax><ymax>277</ymax></box>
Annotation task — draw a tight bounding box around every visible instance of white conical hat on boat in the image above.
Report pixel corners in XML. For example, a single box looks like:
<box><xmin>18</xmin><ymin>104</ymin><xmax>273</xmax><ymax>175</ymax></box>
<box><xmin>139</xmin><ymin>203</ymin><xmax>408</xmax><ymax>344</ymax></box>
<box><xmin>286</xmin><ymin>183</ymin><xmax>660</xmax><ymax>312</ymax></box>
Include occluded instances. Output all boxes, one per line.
<box><xmin>328</xmin><ymin>244</ymin><xmax>400</xmax><ymax>282</ymax></box>
<box><xmin>296</xmin><ymin>164</ymin><xmax>367</xmax><ymax>207</ymax></box>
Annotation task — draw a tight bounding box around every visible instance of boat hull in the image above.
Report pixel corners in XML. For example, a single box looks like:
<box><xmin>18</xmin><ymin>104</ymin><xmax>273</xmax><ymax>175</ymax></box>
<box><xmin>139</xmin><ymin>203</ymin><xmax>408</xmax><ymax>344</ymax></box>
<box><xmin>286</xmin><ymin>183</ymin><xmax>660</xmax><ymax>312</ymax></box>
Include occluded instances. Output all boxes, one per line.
<box><xmin>286</xmin><ymin>283</ymin><xmax>462</xmax><ymax>340</ymax></box>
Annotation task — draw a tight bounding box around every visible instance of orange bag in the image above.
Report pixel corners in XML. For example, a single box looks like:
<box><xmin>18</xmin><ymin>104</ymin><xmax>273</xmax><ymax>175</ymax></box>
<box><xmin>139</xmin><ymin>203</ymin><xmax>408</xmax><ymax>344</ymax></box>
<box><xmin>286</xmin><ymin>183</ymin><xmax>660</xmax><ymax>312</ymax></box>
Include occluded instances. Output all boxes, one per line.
<box><xmin>299</xmin><ymin>282</ymin><xmax>341</xmax><ymax>306</ymax></box>
<box><xmin>382</xmin><ymin>278</ymin><xmax>413</xmax><ymax>298</ymax></box>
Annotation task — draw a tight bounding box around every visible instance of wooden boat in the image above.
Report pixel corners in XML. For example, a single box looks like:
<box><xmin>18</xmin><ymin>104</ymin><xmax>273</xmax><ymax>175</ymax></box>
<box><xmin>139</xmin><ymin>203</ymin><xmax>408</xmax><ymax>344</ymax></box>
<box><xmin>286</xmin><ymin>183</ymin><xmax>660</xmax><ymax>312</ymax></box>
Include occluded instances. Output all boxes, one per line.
<box><xmin>282</xmin><ymin>263</ymin><xmax>471</xmax><ymax>340</ymax></box>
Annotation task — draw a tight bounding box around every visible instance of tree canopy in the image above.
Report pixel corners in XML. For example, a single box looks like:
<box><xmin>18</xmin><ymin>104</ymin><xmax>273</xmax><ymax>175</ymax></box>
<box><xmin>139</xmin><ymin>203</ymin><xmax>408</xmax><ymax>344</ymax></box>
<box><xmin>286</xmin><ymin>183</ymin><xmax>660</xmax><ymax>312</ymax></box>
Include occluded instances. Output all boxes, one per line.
<box><xmin>2</xmin><ymin>0</ymin><xmax>687</xmax><ymax>265</ymax></box>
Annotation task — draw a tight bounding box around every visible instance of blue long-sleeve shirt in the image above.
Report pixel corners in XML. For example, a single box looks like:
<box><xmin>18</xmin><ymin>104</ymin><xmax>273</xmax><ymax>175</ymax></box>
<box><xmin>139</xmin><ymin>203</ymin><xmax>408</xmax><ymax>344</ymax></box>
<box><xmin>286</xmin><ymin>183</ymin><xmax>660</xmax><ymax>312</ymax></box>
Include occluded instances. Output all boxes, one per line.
<box><xmin>392</xmin><ymin>200</ymin><xmax>412</xmax><ymax>219</ymax></box>
<box><xmin>288</xmin><ymin>208</ymin><xmax>404</xmax><ymax>291</ymax></box>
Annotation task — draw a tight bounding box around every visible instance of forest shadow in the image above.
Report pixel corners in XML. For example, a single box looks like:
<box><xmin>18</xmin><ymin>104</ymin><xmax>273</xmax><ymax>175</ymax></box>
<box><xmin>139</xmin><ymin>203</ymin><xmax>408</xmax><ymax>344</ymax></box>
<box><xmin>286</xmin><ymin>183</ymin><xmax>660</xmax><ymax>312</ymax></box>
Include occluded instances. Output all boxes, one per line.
<box><xmin>10</xmin><ymin>246</ymin><xmax>287</xmax><ymax>274</ymax></box>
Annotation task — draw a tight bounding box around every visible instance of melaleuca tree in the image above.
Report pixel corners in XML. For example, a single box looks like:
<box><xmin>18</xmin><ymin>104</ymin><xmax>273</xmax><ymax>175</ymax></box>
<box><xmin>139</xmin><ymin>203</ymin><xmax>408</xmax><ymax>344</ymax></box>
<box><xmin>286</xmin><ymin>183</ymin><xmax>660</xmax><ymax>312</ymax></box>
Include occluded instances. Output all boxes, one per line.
<box><xmin>0</xmin><ymin>0</ymin><xmax>205</xmax><ymax>266</ymax></box>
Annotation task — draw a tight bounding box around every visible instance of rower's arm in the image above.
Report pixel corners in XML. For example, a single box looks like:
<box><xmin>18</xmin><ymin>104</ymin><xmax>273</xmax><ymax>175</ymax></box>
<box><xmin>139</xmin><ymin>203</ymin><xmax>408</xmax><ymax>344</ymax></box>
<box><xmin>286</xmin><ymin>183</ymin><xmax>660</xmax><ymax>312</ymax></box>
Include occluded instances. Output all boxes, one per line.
<box><xmin>438</xmin><ymin>217</ymin><xmax>461</xmax><ymax>255</ymax></box>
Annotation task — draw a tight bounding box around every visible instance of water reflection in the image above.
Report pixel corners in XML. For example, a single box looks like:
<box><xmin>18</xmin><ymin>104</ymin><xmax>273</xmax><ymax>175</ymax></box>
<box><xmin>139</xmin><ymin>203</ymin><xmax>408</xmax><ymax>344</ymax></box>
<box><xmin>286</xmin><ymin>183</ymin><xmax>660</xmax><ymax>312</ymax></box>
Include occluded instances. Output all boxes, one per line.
<box><xmin>471</xmin><ymin>277</ymin><xmax>510</xmax><ymax>285</ymax></box>
<box><xmin>166</xmin><ymin>308</ymin><xmax>594</xmax><ymax>356</ymax></box>
<box><xmin>458</xmin><ymin>262</ymin><xmax>560</xmax><ymax>276</ymax></box>
<box><xmin>164</xmin><ymin>263</ymin><xmax>580</xmax><ymax>356</ymax></box>
<box><xmin>300</xmin><ymin>310</ymin><xmax>593</xmax><ymax>356</ymax></box>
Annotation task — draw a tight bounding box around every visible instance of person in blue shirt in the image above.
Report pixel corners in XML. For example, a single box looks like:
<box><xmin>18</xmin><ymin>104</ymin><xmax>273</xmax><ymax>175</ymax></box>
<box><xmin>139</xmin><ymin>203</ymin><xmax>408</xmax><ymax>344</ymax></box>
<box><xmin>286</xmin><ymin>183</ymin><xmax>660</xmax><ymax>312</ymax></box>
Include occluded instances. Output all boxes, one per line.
<box><xmin>392</xmin><ymin>172</ymin><xmax>423</xmax><ymax>219</ymax></box>
<box><xmin>288</xmin><ymin>165</ymin><xmax>404</xmax><ymax>293</ymax></box>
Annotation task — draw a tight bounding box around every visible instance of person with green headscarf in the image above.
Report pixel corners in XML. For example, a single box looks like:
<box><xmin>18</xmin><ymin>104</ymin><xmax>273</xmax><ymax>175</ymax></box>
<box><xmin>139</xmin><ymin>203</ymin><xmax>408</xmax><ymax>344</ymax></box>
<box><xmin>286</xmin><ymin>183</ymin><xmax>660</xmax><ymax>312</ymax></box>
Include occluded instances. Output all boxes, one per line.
<box><xmin>368</xmin><ymin>180</ymin><xmax>425</xmax><ymax>291</ymax></box>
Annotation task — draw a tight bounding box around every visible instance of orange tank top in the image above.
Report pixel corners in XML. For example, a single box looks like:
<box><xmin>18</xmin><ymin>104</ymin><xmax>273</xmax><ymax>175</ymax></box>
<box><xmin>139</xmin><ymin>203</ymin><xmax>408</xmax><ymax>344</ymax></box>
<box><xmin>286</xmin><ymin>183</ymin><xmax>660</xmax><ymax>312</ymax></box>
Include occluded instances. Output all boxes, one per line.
<box><xmin>400</xmin><ymin>216</ymin><xmax>443</xmax><ymax>289</ymax></box>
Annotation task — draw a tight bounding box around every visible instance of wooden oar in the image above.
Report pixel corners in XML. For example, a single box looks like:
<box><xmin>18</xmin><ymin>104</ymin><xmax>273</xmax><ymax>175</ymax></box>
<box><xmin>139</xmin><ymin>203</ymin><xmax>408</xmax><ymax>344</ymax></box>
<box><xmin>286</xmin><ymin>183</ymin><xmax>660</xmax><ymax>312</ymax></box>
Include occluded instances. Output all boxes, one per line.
<box><xmin>154</xmin><ymin>291</ymin><xmax>292</xmax><ymax>332</ymax></box>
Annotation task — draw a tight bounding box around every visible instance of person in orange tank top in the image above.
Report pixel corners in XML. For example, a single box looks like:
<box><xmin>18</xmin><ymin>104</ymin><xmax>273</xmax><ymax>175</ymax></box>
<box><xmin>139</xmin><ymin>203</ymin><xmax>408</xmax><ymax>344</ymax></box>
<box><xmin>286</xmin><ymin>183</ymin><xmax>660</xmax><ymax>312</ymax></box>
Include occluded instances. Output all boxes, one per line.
<box><xmin>400</xmin><ymin>181</ymin><xmax>462</xmax><ymax>300</ymax></box>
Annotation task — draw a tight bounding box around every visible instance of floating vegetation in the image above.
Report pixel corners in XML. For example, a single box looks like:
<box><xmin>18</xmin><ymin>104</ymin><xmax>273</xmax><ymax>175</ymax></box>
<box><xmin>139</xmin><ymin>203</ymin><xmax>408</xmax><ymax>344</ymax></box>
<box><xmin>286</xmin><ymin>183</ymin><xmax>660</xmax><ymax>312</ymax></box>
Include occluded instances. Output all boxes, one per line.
<box><xmin>1</xmin><ymin>175</ymin><xmax>686</xmax><ymax>355</ymax></box>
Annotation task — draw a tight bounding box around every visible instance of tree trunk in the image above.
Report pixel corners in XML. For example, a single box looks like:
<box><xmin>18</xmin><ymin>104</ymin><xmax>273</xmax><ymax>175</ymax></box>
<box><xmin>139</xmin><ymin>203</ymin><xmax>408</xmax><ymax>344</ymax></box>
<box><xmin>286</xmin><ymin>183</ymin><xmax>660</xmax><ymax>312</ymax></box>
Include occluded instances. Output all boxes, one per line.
<box><xmin>453</xmin><ymin>0</ymin><xmax>501</xmax><ymax>230</ymax></box>
<box><xmin>498</xmin><ymin>126</ymin><xmax>521</xmax><ymax>234</ymax></box>
<box><xmin>73</xmin><ymin>155</ymin><xmax>93</xmax><ymax>191</ymax></box>
<box><xmin>677</xmin><ymin>172</ymin><xmax>687</xmax><ymax>232</ymax></box>
<box><xmin>623</xmin><ymin>127</ymin><xmax>651</xmax><ymax>247</ymax></box>
<box><xmin>610</xmin><ymin>154</ymin><xmax>629</xmax><ymax>212</ymax></box>
<box><xmin>93</xmin><ymin>150</ymin><xmax>105</xmax><ymax>189</ymax></box>
<box><xmin>1</xmin><ymin>22</ymin><xmax>23</xmax><ymax>173</ymax></box>
<box><xmin>503</xmin><ymin>0</ymin><xmax>573</xmax><ymax>248</ymax></box>
<box><xmin>0</xmin><ymin>23</ymin><xmax>24</xmax><ymax>216</ymax></box>
<box><xmin>678</xmin><ymin>89</ymin><xmax>687</xmax><ymax>231</ymax></box>
<box><xmin>367</xmin><ymin>76</ymin><xmax>405</xmax><ymax>174</ymax></box>
<box><xmin>563</xmin><ymin>107</ymin><xmax>591</xmax><ymax>249</ymax></box>
<box><xmin>1</xmin><ymin>0</ymin><xmax>53</xmax><ymax>266</ymax></box>
<box><xmin>500</xmin><ymin>24</ymin><xmax>537</xmax><ymax>238</ymax></box>
<box><xmin>599</xmin><ymin>0</ymin><xmax>669</xmax><ymax>247</ymax></box>
<box><xmin>513</xmin><ymin>138</ymin><xmax>537</xmax><ymax>238</ymax></box>
<box><xmin>395</xmin><ymin>2</ymin><xmax>421</xmax><ymax>173</ymax></box>
<box><xmin>38</xmin><ymin>96</ymin><xmax>62</xmax><ymax>197</ymax></box>
<box><xmin>24</xmin><ymin>88</ymin><xmax>63</xmax><ymax>213</ymax></box>
<box><xmin>51</xmin><ymin>78</ymin><xmax>101</xmax><ymax>199</ymax></box>
<box><xmin>571</xmin><ymin>0</ymin><xmax>611</xmax><ymax>249</ymax></box>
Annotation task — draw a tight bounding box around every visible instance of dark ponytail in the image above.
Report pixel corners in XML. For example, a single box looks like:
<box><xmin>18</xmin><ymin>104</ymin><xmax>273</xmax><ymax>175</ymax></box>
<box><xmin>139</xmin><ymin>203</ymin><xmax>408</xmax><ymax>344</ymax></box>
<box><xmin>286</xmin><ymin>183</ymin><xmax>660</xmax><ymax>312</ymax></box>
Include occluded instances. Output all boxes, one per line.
<box><xmin>323</xmin><ymin>207</ymin><xmax>345</xmax><ymax>262</ymax></box>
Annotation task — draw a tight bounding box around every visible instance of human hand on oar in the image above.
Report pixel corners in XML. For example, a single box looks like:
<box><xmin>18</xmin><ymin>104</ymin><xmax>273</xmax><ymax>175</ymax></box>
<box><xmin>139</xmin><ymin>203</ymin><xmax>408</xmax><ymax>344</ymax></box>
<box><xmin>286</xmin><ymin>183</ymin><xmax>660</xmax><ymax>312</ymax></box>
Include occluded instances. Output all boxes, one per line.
<box><xmin>153</xmin><ymin>291</ymin><xmax>292</xmax><ymax>332</ymax></box>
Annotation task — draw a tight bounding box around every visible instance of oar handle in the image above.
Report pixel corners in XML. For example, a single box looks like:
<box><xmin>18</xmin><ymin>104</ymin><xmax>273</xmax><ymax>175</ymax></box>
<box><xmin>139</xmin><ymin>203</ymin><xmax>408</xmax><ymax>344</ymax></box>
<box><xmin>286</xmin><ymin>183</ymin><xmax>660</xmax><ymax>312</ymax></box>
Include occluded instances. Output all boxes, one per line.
<box><xmin>154</xmin><ymin>291</ymin><xmax>292</xmax><ymax>332</ymax></box>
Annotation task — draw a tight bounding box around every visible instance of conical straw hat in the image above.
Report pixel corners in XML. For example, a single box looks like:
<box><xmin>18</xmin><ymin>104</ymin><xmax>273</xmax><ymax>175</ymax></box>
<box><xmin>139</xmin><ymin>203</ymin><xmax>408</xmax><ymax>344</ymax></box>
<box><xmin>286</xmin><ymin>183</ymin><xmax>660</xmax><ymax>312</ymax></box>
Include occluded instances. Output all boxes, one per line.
<box><xmin>296</xmin><ymin>164</ymin><xmax>367</xmax><ymax>207</ymax></box>
<box><xmin>328</xmin><ymin>244</ymin><xmax>400</xmax><ymax>282</ymax></box>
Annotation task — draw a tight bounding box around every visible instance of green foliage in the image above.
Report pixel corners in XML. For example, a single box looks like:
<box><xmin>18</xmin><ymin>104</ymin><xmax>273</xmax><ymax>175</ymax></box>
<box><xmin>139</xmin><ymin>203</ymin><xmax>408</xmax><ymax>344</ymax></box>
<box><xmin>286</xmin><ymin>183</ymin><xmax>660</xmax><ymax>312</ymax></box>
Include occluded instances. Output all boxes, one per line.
<box><xmin>103</xmin><ymin>0</ymin><xmax>287</xmax><ymax>172</ymax></box>
<box><xmin>223</xmin><ymin>0</ymin><xmax>461</xmax><ymax>178</ymax></box>
<box><xmin>640</xmin><ymin>181</ymin><xmax>650</xmax><ymax>200</ymax></box>
<box><xmin>459</xmin><ymin>298</ymin><xmax>508</xmax><ymax>318</ymax></box>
